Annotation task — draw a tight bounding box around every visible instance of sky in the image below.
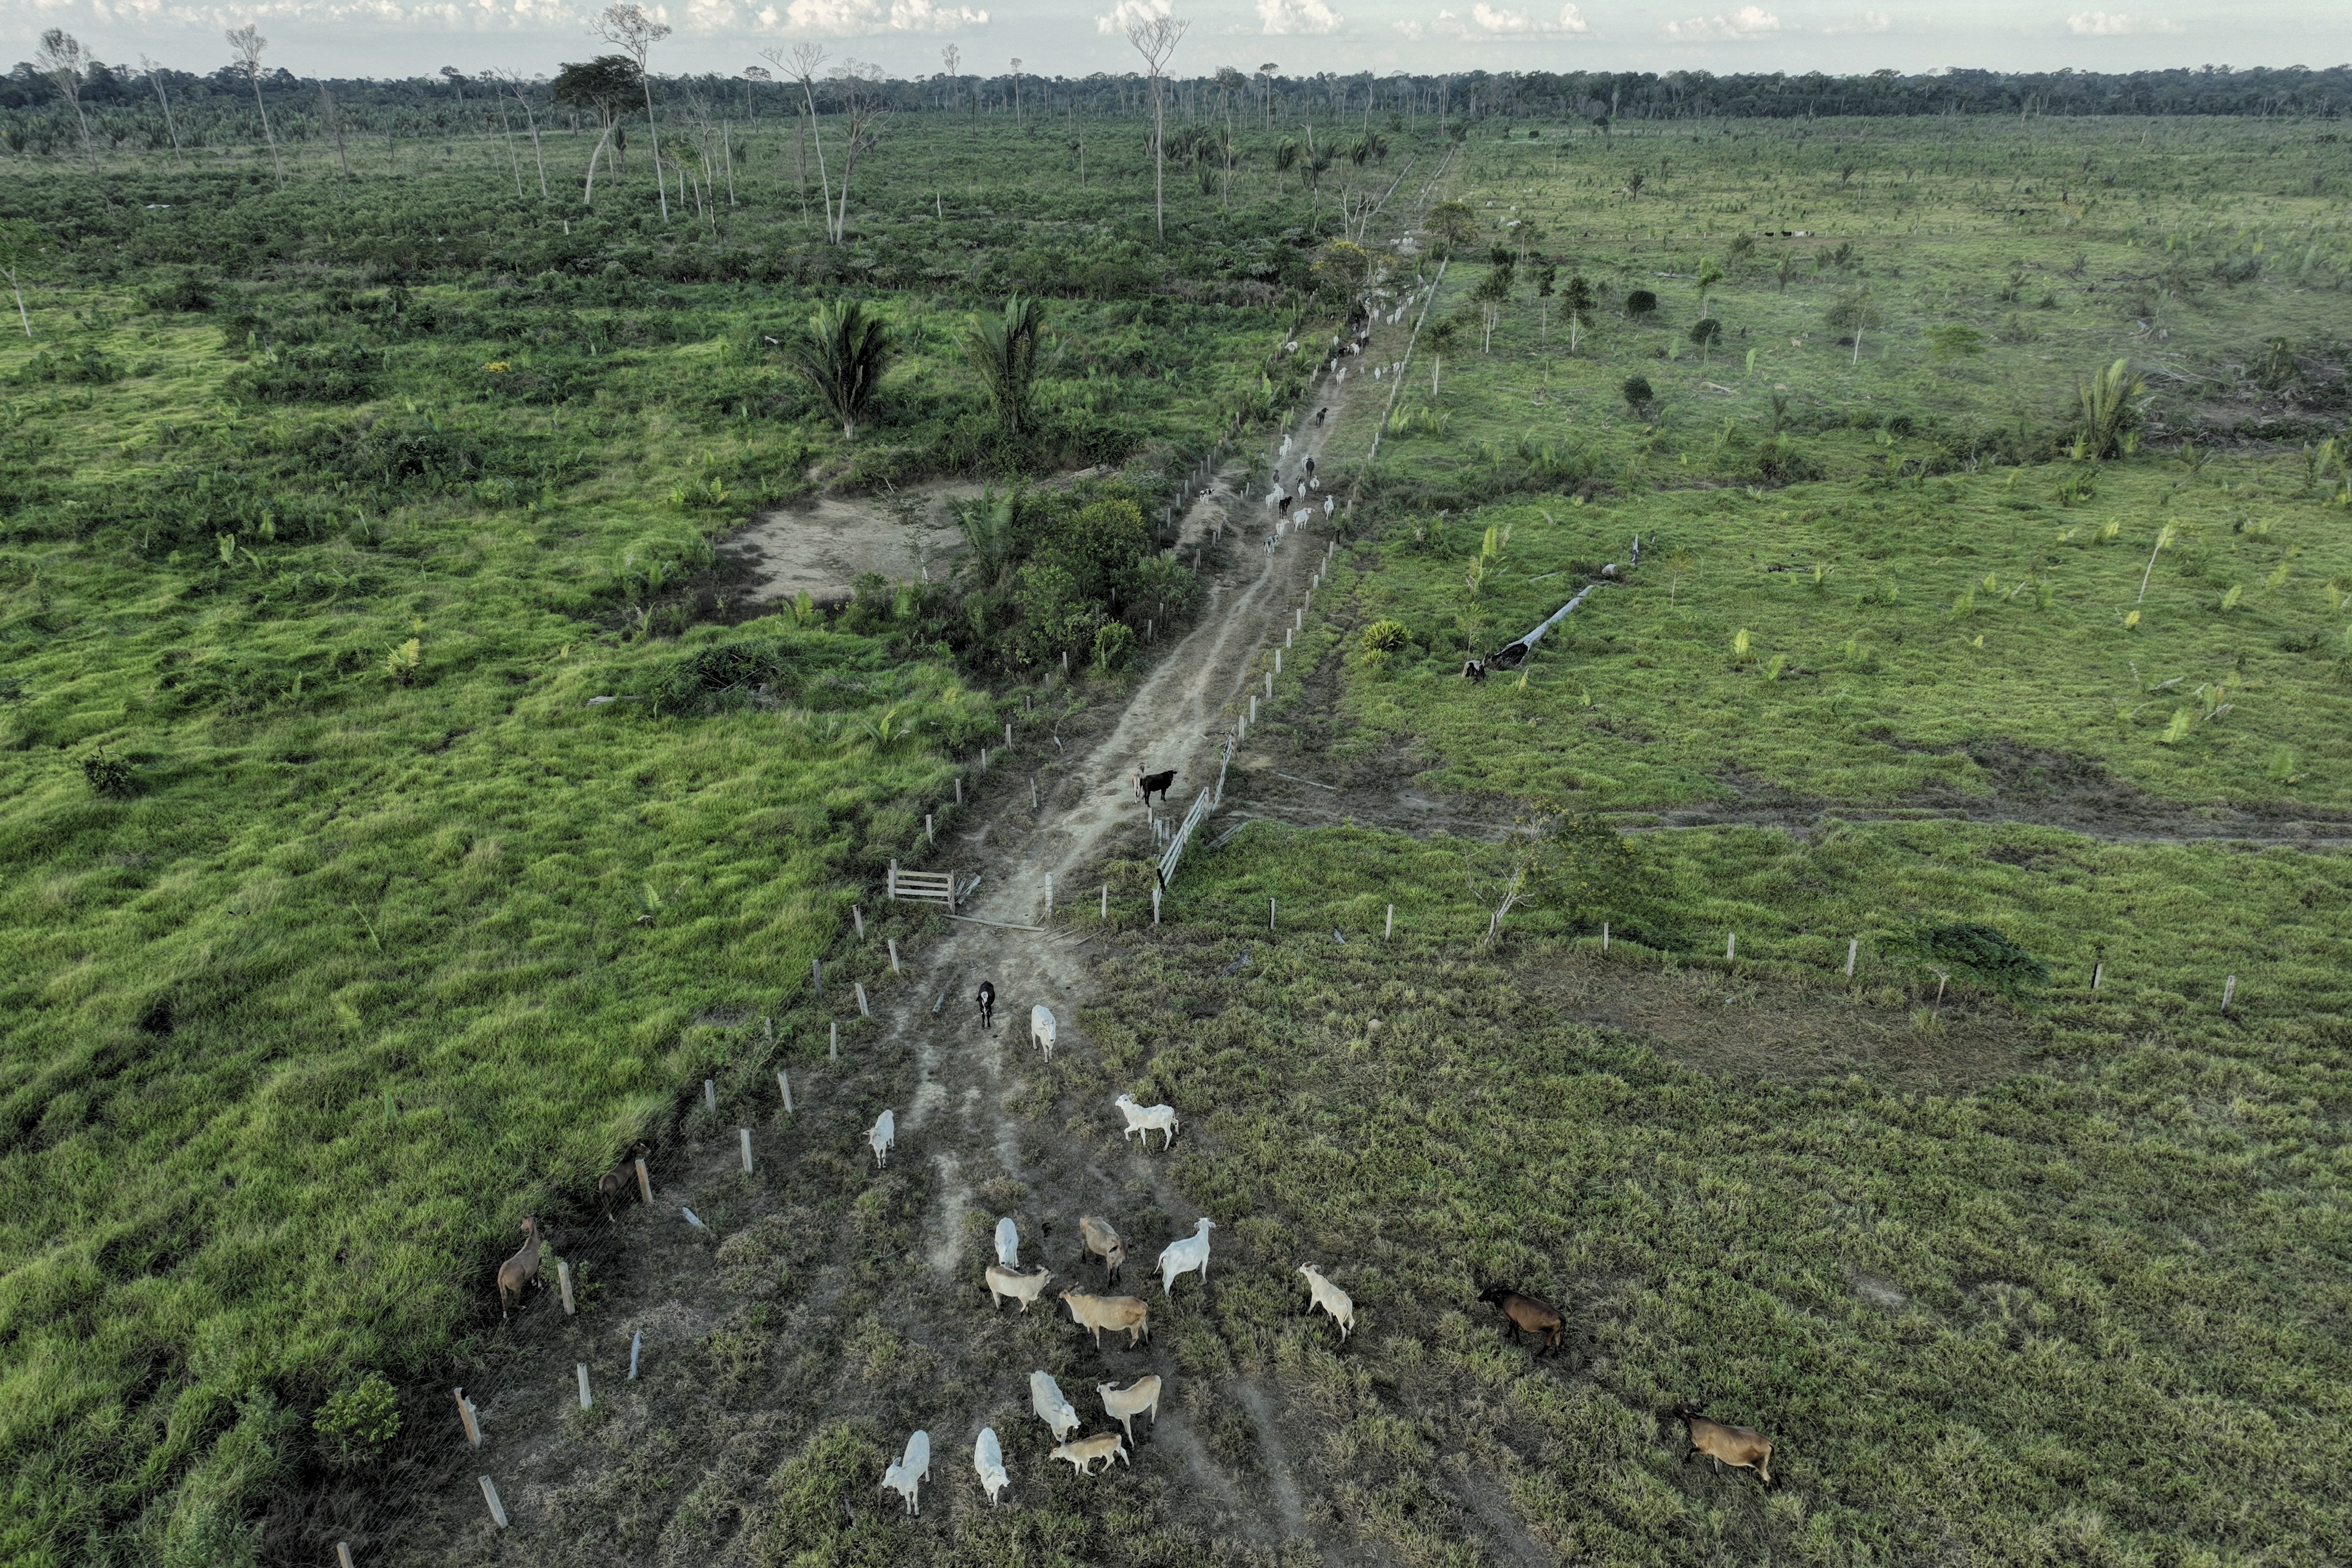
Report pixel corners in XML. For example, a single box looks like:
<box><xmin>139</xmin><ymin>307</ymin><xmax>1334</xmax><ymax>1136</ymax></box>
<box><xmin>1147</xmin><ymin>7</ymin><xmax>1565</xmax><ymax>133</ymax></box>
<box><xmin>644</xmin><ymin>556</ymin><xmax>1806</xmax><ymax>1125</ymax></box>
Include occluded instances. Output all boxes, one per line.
<box><xmin>12</xmin><ymin>0</ymin><xmax>2348</xmax><ymax>84</ymax></box>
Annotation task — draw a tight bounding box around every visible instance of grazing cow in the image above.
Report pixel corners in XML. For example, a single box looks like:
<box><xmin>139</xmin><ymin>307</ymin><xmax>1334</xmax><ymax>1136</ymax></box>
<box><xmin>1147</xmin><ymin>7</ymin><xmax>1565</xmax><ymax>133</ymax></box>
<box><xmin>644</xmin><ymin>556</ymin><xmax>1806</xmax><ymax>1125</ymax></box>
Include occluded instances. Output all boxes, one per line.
<box><xmin>976</xmin><ymin>980</ymin><xmax>997</xmax><ymax>1030</ymax></box>
<box><xmin>1099</xmin><ymin>1375</ymin><xmax>1163</xmax><ymax>1444</ymax></box>
<box><xmin>598</xmin><ymin>1142</ymin><xmax>650</xmax><ymax>1223</ymax></box>
<box><xmin>974</xmin><ymin>1427</ymin><xmax>1010</xmax><ymax>1506</ymax></box>
<box><xmin>880</xmin><ymin>1429</ymin><xmax>930</xmax><ymax>1516</ymax></box>
<box><xmin>498</xmin><ymin>1218</ymin><xmax>543</xmax><ymax>1320</ymax></box>
<box><xmin>1031</xmin><ymin>1005</ymin><xmax>1057</xmax><ymax>1061</ymax></box>
<box><xmin>1314</xmin><ymin>406</ymin><xmax>1329</xmax><ymax>425</ymax></box>
<box><xmin>1136</xmin><ymin>769</ymin><xmax>1178</xmax><ymax>807</ymax></box>
<box><xmin>1050</xmin><ymin>1433</ymin><xmax>1128</xmax><ymax>1476</ymax></box>
<box><xmin>1477</xmin><ymin>1285</ymin><xmax>1565</xmax><ymax>1355</ymax></box>
<box><xmin>1675</xmin><ymin>1401</ymin><xmax>1774</xmax><ymax>1488</ymax></box>
<box><xmin>1080</xmin><ymin>1215</ymin><xmax>1126</xmax><ymax>1285</ymax></box>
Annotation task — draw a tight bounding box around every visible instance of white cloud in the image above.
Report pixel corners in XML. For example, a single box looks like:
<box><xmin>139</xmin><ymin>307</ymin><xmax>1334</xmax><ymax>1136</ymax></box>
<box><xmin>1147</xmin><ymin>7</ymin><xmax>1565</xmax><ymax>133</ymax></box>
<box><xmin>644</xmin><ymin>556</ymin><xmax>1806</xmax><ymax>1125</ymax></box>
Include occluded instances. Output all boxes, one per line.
<box><xmin>1391</xmin><ymin>16</ymin><xmax>1422</xmax><ymax>35</ymax></box>
<box><xmin>1464</xmin><ymin>2</ymin><xmax>1587</xmax><ymax>33</ymax></box>
<box><xmin>2066</xmin><ymin>9</ymin><xmax>2181</xmax><ymax>33</ymax></box>
<box><xmin>887</xmin><ymin>0</ymin><xmax>983</xmax><ymax>27</ymax></box>
<box><xmin>1257</xmin><ymin>0</ymin><xmax>1340</xmax><ymax>33</ymax></box>
<box><xmin>1095</xmin><ymin>0</ymin><xmax>1168</xmax><ymax>33</ymax></box>
<box><xmin>1661</xmin><ymin>3</ymin><xmax>1784</xmax><ymax>39</ymax></box>
<box><xmin>1821</xmin><ymin>8</ymin><xmax>1889</xmax><ymax>33</ymax></box>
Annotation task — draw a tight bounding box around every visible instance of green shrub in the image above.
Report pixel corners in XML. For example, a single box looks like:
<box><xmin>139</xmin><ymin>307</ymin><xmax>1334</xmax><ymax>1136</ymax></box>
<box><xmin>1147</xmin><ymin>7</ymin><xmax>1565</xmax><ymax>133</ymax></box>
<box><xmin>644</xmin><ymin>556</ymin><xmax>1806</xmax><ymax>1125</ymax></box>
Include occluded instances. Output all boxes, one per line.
<box><xmin>1621</xmin><ymin>375</ymin><xmax>1654</xmax><ymax>415</ymax></box>
<box><xmin>1886</xmin><ymin>921</ymin><xmax>2050</xmax><ymax>1002</ymax></box>
<box><xmin>1092</xmin><ymin>620</ymin><xmax>1137</xmax><ymax>672</ymax></box>
<box><xmin>81</xmin><ymin>749</ymin><xmax>133</xmax><ymax>797</ymax></box>
<box><xmin>1361</xmin><ymin>619</ymin><xmax>1411</xmax><ymax>653</ymax></box>
<box><xmin>311</xmin><ymin>1372</ymin><xmax>400</xmax><ymax>1465</ymax></box>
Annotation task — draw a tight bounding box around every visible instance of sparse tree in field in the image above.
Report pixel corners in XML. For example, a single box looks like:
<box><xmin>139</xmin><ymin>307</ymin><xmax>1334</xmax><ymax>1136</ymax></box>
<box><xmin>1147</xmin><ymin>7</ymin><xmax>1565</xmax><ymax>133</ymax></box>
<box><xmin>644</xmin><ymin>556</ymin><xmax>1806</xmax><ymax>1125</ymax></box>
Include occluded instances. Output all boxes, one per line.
<box><xmin>225</xmin><ymin>25</ymin><xmax>284</xmax><ymax>186</ymax></box>
<box><xmin>821</xmin><ymin>62</ymin><xmax>888</xmax><ymax>244</ymax></box>
<box><xmin>1125</xmin><ymin>14</ymin><xmax>1189</xmax><ymax>246</ymax></box>
<box><xmin>1258</xmin><ymin>62</ymin><xmax>1277</xmax><ymax>130</ymax></box>
<box><xmin>1466</xmin><ymin>813</ymin><xmax>1656</xmax><ymax>950</ymax></box>
<box><xmin>1776</xmin><ymin>249</ymin><xmax>1797</xmax><ymax>293</ymax></box>
<box><xmin>1824</xmin><ymin>286</ymin><xmax>1884</xmax><ymax>365</ymax></box>
<box><xmin>1424</xmin><ymin>199</ymin><xmax>1475</xmax><ymax>255</ymax></box>
<box><xmin>0</xmin><ymin>220</ymin><xmax>56</xmax><ymax>338</ymax></box>
<box><xmin>34</xmin><ymin>30</ymin><xmax>95</xmax><ymax>168</ymax></box>
<box><xmin>963</xmin><ymin>295</ymin><xmax>1048</xmax><ymax>438</ymax></box>
<box><xmin>1696</xmin><ymin>261</ymin><xmax>1725</xmax><ymax>315</ymax></box>
<box><xmin>767</xmin><ymin>44</ymin><xmax>833</xmax><ymax>242</ymax></box>
<box><xmin>1563</xmin><ymin>273</ymin><xmax>1595</xmax><ymax>352</ymax></box>
<box><xmin>320</xmin><ymin>84</ymin><xmax>350</xmax><ymax>183</ymax></box>
<box><xmin>1275</xmin><ymin>137</ymin><xmax>1300</xmax><ymax>190</ymax></box>
<box><xmin>940</xmin><ymin>44</ymin><xmax>960</xmax><ymax>113</ymax></box>
<box><xmin>494</xmin><ymin>71</ymin><xmax>551</xmax><ymax>199</ymax></box>
<box><xmin>139</xmin><ymin>56</ymin><xmax>185</xmax><ymax>166</ymax></box>
<box><xmin>789</xmin><ymin>299</ymin><xmax>896</xmax><ymax>440</ymax></box>
<box><xmin>553</xmin><ymin>57</ymin><xmax>641</xmax><ymax>206</ymax></box>
<box><xmin>595</xmin><ymin>3</ymin><xmax>673</xmax><ymax>223</ymax></box>
<box><xmin>1010</xmin><ymin>58</ymin><xmax>1023</xmax><ymax>126</ymax></box>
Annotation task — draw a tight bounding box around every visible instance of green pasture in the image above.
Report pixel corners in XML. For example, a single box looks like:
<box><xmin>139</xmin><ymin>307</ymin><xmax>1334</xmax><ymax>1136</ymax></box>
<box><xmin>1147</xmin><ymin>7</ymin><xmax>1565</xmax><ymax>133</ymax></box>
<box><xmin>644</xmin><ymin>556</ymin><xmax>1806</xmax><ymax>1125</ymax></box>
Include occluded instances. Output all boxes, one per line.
<box><xmin>1074</xmin><ymin>823</ymin><xmax>2352</xmax><ymax>1566</ymax></box>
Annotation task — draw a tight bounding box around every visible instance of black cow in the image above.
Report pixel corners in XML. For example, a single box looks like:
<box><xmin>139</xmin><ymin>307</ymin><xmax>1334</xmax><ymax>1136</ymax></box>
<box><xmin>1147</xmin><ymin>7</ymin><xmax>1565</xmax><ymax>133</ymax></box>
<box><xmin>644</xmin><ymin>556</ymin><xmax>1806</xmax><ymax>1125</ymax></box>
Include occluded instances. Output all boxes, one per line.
<box><xmin>1136</xmin><ymin>769</ymin><xmax>1178</xmax><ymax>806</ymax></box>
<box><xmin>976</xmin><ymin>981</ymin><xmax>996</xmax><ymax>1030</ymax></box>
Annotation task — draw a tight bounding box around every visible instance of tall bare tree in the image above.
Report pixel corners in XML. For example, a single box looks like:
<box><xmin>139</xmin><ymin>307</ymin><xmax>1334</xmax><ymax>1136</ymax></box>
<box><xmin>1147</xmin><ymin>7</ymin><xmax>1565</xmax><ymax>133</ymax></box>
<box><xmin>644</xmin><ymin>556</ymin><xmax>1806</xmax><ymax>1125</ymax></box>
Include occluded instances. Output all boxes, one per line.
<box><xmin>225</xmin><ymin>25</ymin><xmax>284</xmax><ymax>186</ymax></box>
<box><xmin>826</xmin><ymin>62</ymin><xmax>888</xmax><ymax>245</ymax></box>
<box><xmin>595</xmin><ymin>4</ymin><xmax>673</xmax><ymax>223</ymax></box>
<box><xmin>138</xmin><ymin>56</ymin><xmax>185</xmax><ymax>165</ymax></box>
<box><xmin>1010</xmin><ymin>58</ymin><xmax>1022</xmax><ymax>126</ymax></box>
<box><xmin>1258</xmin><ymin>61</ymin><xmax>1277</xmax><ymax>130</ymax></box>
<box><xmin>766</xmin><ymin>45</ymin><xmax>833</xmax><ymax>244</ymax></box>
<box><xmin>940</xmin><ymin>45</ymin><xmax>959</xmax><ymax>113</ymax></box>
<box><xmin>495</xmin><ymin>71</ymin><xmax>551</xmax><ymax>199</ymax></box>
<box><xmin>320</xmin><ymin>84</ymin><xmax>350</xmax><ymax>183</ymax></box>
<box><xmin>35</xmin><ymin>30</ymin><xmax>95</xmax><ymax>168</ymax></box>
<box><xmin>1126</xmin><ymin>15</ymin><xmax>1189</xmax><ymax>246</ymax></box>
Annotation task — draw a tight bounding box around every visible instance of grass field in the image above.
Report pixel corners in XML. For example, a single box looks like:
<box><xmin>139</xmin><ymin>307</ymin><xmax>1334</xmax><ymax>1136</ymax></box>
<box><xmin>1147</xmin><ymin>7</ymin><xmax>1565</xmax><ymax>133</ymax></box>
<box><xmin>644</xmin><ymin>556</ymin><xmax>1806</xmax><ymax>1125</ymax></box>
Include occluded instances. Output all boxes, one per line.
<box><xmin>4</xmin><ymin>89</ymin><xmax>2351</xmax><ymax>1568</ymax></box>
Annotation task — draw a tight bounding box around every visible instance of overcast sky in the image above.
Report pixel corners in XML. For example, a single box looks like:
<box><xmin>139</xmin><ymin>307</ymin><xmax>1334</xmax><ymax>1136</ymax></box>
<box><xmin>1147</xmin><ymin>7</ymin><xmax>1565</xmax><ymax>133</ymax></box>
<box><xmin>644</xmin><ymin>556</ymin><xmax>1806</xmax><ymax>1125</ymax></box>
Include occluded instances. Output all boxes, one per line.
<box><xmin>16</xmin><ymin>0</ymin><xmax>2348</xmax><ymax>84</ymax></box>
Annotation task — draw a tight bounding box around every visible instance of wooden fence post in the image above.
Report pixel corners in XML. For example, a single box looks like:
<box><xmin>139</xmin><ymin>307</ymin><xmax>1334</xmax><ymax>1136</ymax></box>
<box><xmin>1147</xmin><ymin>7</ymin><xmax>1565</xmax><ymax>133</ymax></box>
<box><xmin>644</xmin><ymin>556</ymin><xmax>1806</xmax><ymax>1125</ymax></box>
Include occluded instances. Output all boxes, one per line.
<box><xmin>629</xmin><ymin>1330</ymin><xmax>642</xmax><ymax>1379</ymax></box>
<box><xmin>479</xmin><ymin>1476</ymin><xmax>509</xmax><ymax>1528</ymax></box>
<box><xmin>1045</xmin><ymin>874</ymin><xmax>1055</xmax><ymax>916</ymax></box>
<box><xmin>739</xmin><ymin>1129</ymin><xmax>754</xmax><ymax>1173</ymax></box>
<box><xmin>1152</xmin><ymin>883</ymin><xmax>1162</xmax><ymax>925</ymax></box>
<box><xmin>556</xmin><ymin>1259</ymin><xmax>576</xmax><ymax>1316</ymax></box>
<box><xmin>634</xmin><ymin>1159</ymin><xmax>652</xmax><ymax>1204</ymax></box>
<box><xmin>1269</xmin><ymin>898</ymin><xmax>1276</xmax><ymax>931</ymax></box>
<box><xmin>829</xmin><ymin>1021</ymin><xmax>838</xmax><ymax>1060</ymax></box>
<box><xmin>1602</xmin><ymin>922</ymin><xmax>1609</xmax><ymax>952</ymax></box>
<box><xmin>1725</xmin><ymin>931</ymin><xmax>1737</xmax><ymax>961</ymax></box>
<box><xmin>955</xmin><ymin>777</ymin><xmax>963</xmax><ymax>804</ymax></box>
<box><xmin>1266</xmin><ymin>671</ymin><xmax>1275</xmax><ymax>697</ymax></box>
<box><xmin>852</xmin><ymin>905</ymin><xmax>864</xmax><ymax>939</ymax></box>
<box><xmin>887</xmin><ymin>938</ymin><xmax>900</xmax><ymax>975</ymax></box>
<box><xmin>1005</xmin><ymin>721</ymin><xmax>1014</xmax><ymax>744</ymax></box>
<box><xmin>2092</xmin><ymin>961</ymin><xmax>2105</xmax><ymax>992</ymax></box>
<box><xmin>777</xmin><ymin>1070</ymin><xmax>793</xmax><ymax>1113</ymax></box>
<box><xmin>703</xmin><ymin>1080</ymin><xmax>716</xmax><ymax>1114</ymax></box>
<box><xmin>1846</xmin><ymin>938</ymin><xmax>1859</xmax><ymax>978</ymax></box>
<box><xmin>855</xmin><ymin>983</ymin><xmax>870</xmax><ymax>1018</ymax></box>
<box><xmin>926</xmin><ymin>814</ymin><xmax>934</xmax><ymax>844</ymax></box>
<box><xmin>1101</xmin><ymin>884</ymin><xmax>1109</xmax><ymax>920</ymax></box>
<box><xmin>576</xmin><ymin>1364</ymin><xmax>593</xmax><ymax>1411</ymax></box>
<box><xmin>1385</xmin><ymin>904</ymin><xmax>1394</xmax><ymax>939</ymax></box>
<box><xmin>812</xmin><ymin>958</ymin><xmax>824</xmax><ymax>996</ymax></box>
<box><xmin>455</xmin><ymin>1388</ymin><xmax>481</xmax><ymax>1446</ymax></box>
<box><xmin>2222</xmin><ymin>974</ymin><xmax>2237</xmax><ymax>1013</ymax></box>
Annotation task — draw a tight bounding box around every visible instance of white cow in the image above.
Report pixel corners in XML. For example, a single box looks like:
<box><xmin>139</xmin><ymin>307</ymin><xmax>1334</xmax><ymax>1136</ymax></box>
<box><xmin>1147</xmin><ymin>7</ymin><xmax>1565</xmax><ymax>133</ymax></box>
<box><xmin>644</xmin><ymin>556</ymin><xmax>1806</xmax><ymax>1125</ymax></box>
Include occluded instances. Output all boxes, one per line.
<box><xmin>867</xmin><ymin>1109</ymin><xmax>895</xmax><ymax>1169</ymax></box>
<box><xmin>1031</xmin><ymin>1004</ymin><xmax>1056</xmax><ymax>1061</ymax></box>
<box><xmin>1155</xmin><ymin>1218</ymin><xmax>1217</xmax><ymax>1298</ymax></box>
<box><xmin>974</xmin><ymin>1426</ymin><xmax>1010</xmax><ymax>1506</ymax></box>
<box><xmin>1113</xmin><ymin>1093</ymin><xmax>1180</xmax><ymax>1152</ymax></box>
<box><xmin>1030</xmin><ymin>1370</ymin><xmax>1081</xmax><ymax>1441</ymax></box>
<box><xmin>995</xmin><ymin>1216</ymin><xmax>1021</xmax><ymax>1269</ymax></box>
<box><xmin>881</xmin><ymin>1429</ymin><xmax>930</xmax><ymax>1516</ymax></box>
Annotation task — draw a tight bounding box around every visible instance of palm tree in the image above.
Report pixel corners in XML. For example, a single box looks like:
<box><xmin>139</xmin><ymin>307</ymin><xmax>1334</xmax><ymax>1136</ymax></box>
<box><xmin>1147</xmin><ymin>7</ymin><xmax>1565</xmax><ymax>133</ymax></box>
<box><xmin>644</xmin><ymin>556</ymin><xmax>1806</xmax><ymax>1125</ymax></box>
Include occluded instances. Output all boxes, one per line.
<box><xmin>963</xmin><ymin>295</ymin><xmax>1048</xmax><ymax>438</ymax></box>
<box><xmin>788</xmin><ymin>300</ymin><xmax>896</xmax><ymax>440</ymax></box>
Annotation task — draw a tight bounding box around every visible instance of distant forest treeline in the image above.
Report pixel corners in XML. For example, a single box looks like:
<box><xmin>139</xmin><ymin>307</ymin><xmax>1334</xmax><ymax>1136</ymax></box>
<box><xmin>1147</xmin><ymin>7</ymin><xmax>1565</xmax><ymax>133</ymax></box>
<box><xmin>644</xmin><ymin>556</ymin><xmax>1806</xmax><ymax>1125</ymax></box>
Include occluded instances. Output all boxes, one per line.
<box><xmin>3</xmin><ymin>58</ymin><xmax>2348</xmax><ymax>153</ymax></box>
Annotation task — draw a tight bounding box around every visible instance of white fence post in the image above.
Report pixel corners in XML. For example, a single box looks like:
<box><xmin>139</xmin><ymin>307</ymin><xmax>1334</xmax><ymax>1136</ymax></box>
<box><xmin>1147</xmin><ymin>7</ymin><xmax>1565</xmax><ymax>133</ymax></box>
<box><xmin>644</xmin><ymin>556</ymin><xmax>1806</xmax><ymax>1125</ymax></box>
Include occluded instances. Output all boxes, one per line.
<box><xmin>576</xmin><ymin>1364</ymin><xmax>593</xmax><ymax>1411</ymax></box>
<box><xmin>1846</xmin><ymin>938</ymin><xmax>1859</xmax><ymax>978</ymax></box>
<box><xmin>777</xmin><ymin>1070</ymin><xmax>793</xmax><ymax>1113</ymax></box>
<box><xmin>455</xmin><ymin>1388</ymin><xmax>481</xmax><ymax>1446</ymax></box>
<box><xmin>740</xmin><ymin>1129</ymin><xmax>754</xmax><ymax>1173</ymax></box>
<box><xmin>479</xmin><ymin>1476</ymin><xmax>509</xmax><ymax>1528</ymax></box>
<box><xmin>1385</xmin><ymin>904</ymin><xmax>1394</xmax><ymax>939</ymax></box>
<box><xmin>855</xmin><ymin>983</ymin><xmax>870</xmax><ymax>1018</ymax></box>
